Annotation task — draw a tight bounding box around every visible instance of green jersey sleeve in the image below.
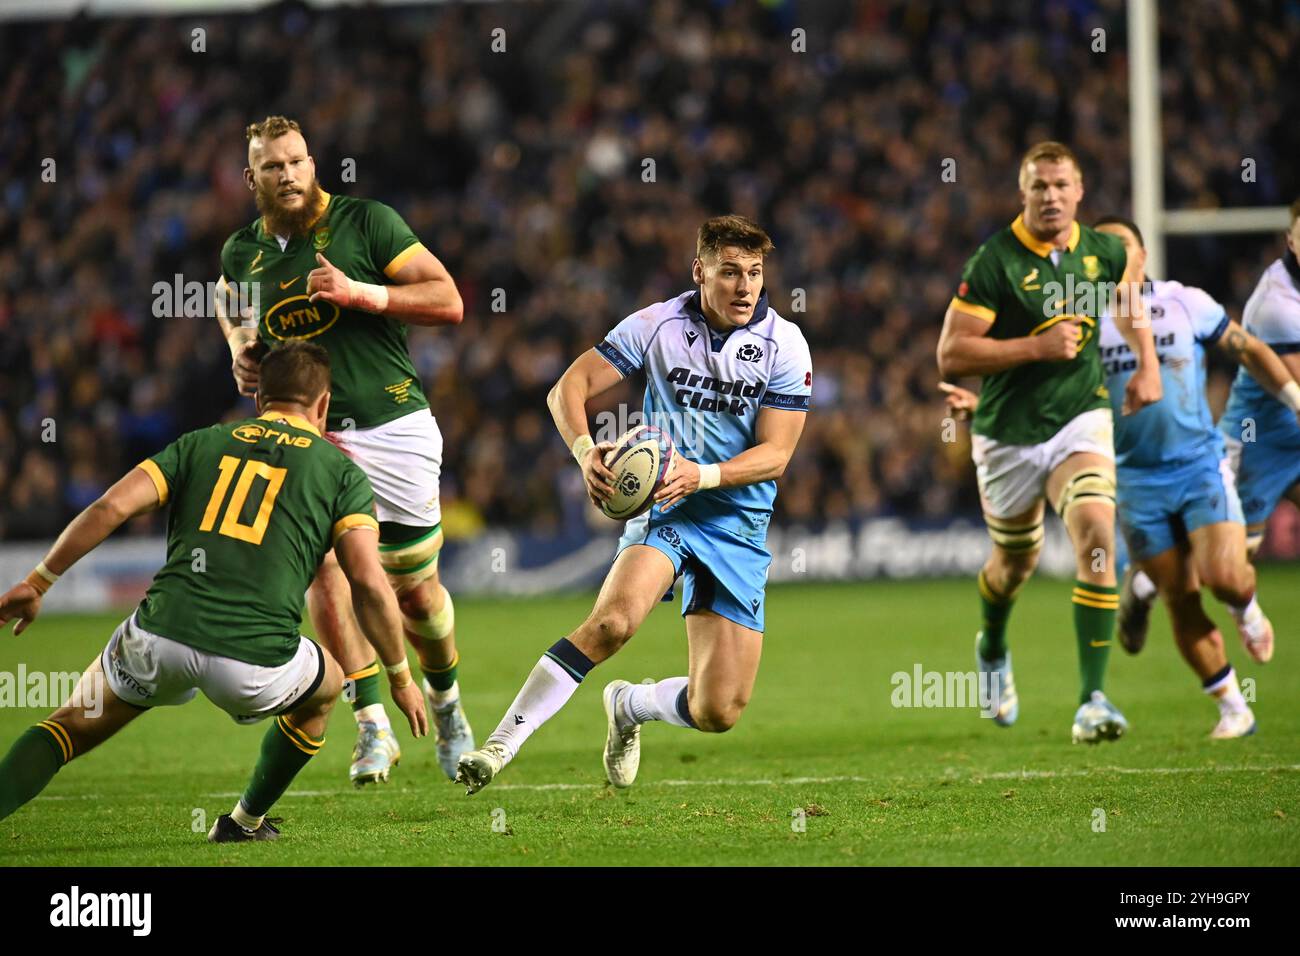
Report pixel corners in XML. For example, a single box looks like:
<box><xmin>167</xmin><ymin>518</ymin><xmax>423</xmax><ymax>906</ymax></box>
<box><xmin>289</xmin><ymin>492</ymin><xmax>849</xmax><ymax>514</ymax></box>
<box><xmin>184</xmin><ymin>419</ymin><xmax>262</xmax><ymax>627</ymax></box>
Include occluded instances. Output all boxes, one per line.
<box><xmin>219</xmin><ymin>234</ymin><xmax>239</xmax><ymax>285</ymax></box>
<box><xmin>1097</xmin><ymin>231</ymin><xmax>1128</xmax><ymax>284</ymax></box>
<box><xmin>331</xmin><ymin>460</ymin><xmax>379</xmax><ymax>546</ymax></box>
<box><xmin>138</xmin><ymin>431</ymin><xmax>193</xmax><ymax>506</ymax></box>
<box><xmin>364</xmin><ymin>201</ymin><xmax>425</xmax><ymax>280</ymax></box>
<box><xmin>952</xmin><ymin>243</ymin><xmax>1002</xmax><ymax>323</ymax></box>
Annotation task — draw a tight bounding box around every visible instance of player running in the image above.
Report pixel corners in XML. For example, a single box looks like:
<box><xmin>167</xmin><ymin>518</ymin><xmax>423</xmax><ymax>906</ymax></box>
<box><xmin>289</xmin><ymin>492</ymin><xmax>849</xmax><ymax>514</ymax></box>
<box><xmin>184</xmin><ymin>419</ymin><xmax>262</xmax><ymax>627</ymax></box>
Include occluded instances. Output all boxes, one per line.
<box><xmin>937</xmin><ymin>142</ymin><xmax>1162</xmax><ymax>743</ymax></box>
<box><xmin>454</xmin><ymin>215</ymin><xmax>811</xmax><ymax>793</ymax></box>
<box><xmin>944</xmin><ymin>217</ymin><xmax>1297</xmax><ymax>738</ymax></box>
<box><xmin>1217</xmin><ymin>201</ymin><xmax>1300</xmax><ymax>554</ymax></box>
<box><xmin>1121</xmin><ymin>201</ymin><xmax>1300</xmax><ymax>656</ymax></box>
<box><xmin>0</xmin><ymin>343</ymin><xmax>427</xmax><ymax>840</ymax></box>
<box><xmin>215</xmin><ymin>116</ymin><xmax>470</xmax><ymax>786</ymax></box>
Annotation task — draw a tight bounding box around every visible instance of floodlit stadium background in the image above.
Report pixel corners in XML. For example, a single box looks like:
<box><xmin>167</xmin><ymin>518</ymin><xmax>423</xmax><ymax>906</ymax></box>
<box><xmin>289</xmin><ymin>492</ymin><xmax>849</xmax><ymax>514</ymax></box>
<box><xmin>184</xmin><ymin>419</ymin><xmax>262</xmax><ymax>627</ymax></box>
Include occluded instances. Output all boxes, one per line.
<box><xmin>1</xmin><ymin>0</ymin><xmax>1298</xmax><ymax>602</ymax></box>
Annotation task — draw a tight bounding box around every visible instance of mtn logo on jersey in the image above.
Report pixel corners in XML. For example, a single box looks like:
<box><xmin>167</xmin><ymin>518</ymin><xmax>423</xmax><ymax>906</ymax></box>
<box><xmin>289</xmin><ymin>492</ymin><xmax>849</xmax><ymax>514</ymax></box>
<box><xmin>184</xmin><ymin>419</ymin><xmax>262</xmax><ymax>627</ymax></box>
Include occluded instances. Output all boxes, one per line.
<box><xmin>264</xmin><ymin>294</ymin><xmax>341</xmax><ymax>340</ymax></box>
<box><xmin>666</xmin><ymin>366</ymin><xmax>763</xmax><ymax>415</ymax></box>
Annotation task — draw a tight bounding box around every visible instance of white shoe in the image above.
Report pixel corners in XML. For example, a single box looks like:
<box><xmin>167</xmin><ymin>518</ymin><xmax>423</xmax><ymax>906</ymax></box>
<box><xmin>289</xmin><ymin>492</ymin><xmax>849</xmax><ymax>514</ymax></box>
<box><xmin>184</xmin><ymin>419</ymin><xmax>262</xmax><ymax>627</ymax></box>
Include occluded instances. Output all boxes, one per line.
<box><xmin>455</xmin><ymin>742</ymin><xmax>510</xmax><ymax>795</ymax></box>
<box><xmin>1237</xmin><ymin>615</ymin><xmax>1274</xmax><ymax>664</ymax></box>
<box><xmin>1071</xmin><ymin>690</ymin><xmax>1129</xmax><ymax>744</ymax></box>
<box><xmin>425</xmin><ymin>681</ymin><xmax>475</xmax><ymax>780</ymax></box>
<box><xmin>1210</xmin><ymin>708</ymin><xmax>1257</xmax><ymax>739</ymax></box>
<box><xmin>602</xmin><ymin>680</ymin><xmax>641</xmax><ymax>788</ymax></box>
<box><xmin>349</xmin><ymin>721</ymin><xmax>400</xmax><ymax>787</ymax></box>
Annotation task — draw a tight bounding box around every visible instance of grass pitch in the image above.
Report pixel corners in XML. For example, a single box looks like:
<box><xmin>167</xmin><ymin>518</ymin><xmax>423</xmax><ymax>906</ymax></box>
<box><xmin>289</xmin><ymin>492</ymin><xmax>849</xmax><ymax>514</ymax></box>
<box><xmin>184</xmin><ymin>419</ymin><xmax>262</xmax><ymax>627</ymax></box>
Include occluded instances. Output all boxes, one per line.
<box><xmin>2</xmin><ymin>570</ymin><xmax>1298</xmax><ymax>866</ymax></box>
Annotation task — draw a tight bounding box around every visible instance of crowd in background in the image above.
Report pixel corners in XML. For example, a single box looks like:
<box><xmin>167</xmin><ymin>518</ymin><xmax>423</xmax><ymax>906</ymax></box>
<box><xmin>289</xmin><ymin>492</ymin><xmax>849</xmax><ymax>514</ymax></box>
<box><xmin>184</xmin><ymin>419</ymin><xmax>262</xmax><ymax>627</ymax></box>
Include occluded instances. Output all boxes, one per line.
<box><xmin>1</xmin><ymin>0</ymin><xmax>1297</xmax><ymax>542</ymax></box>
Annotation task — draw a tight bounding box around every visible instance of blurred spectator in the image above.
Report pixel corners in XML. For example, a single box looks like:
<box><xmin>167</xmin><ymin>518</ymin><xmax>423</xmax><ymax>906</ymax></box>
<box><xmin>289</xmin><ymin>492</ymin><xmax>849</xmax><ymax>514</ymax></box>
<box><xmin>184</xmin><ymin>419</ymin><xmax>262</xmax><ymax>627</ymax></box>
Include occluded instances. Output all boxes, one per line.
<box><xmin>0</xmin><ymin>0</ymin><xmax>1296</xmax><ymax>539</ymax></box>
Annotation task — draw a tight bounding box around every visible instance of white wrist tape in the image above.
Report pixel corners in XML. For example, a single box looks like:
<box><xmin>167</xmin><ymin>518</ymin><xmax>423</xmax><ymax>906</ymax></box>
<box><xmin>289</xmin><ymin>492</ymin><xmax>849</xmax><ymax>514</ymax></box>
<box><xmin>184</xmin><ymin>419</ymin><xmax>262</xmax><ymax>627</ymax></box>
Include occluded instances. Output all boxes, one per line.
<box><xmin>571</xmin><ymin>434</ymin><xmax>596</xmax><ymax>466</ymax></box>
<box><xmin>1280</xmin><ymin>380</ymin><xmax>1300</xmax><ymax>414</ymax></box>
<box><xmin>697</xmin><ymin>463</ymin><xmax>721</xmax><ymax>490</ymax></box>
<box><xmin>384</xmin><ymin>657</ymin><xmax>411</xmax><ymax>677</ymax></box>
<box><xmin>347</xmin><ymin>278</ymin><xmax>390</xmax><ymax>314</ymax></box>
<box><xmin>227</xmin><ymin>327</ymin><xmax>257</xmax><ymax>359</ymax></box>
<box><xmin>384</xmin><ymin>657</ymin><xmax>413</xmax><ymax>688</ymax></box>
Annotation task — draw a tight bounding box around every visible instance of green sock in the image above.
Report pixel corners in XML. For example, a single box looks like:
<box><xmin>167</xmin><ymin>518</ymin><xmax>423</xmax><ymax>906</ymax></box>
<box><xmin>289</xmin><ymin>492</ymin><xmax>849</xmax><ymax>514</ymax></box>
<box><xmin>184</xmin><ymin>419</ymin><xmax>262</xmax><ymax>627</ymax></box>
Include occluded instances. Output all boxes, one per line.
<box><xmin>422</xmin><ymin>652</ymin><xmax>459</xmax><ymax>695</ymax></box>
<box><xmin>1073</xmin><ymin>580</ymin><xmax>1118</xmax><ymax>702</ymax></box>
<box><xmin>0</xmin><ymin>724</ymin><xmax>70</xmax><ymax>821</ymax></box>
<box><xmin>240</xmin><ymin>716</ymin><xmax>322</xmax><ymax>817</ymax></box>
<box><xmin>977</xmin><ymin>570</ymin><xmax>1015</xmax><ymax>659</ymax></box>
<box><xmin>345</xmin><ymin>661</ymin><xmax>382</xmax><ymax>711</ymax></box>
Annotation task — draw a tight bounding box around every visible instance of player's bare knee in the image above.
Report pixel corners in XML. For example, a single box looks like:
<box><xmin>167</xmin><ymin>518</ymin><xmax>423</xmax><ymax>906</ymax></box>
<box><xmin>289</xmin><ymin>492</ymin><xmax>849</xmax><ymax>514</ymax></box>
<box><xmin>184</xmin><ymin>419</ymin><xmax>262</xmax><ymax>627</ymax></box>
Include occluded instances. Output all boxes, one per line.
<box><xmin>588</xmin><ymin>609</ymin><xmax>637</xmax><ymax>654</ymax></box>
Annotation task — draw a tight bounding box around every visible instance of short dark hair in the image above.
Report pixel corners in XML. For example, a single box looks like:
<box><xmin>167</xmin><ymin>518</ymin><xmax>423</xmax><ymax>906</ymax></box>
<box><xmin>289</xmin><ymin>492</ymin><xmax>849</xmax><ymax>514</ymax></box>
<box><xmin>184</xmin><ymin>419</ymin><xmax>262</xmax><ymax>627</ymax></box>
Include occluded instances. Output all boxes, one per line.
<box><xmin>1094</xmin><ymin>215</ymin><xmax>1145</xmax><ymax>248</ymax></box>
<box><xmin>696</xmin><ymin>214</ymin><xmax>775</xmax><ymax>263</ymax></box>
<box><xmin>259</xmin><ymin>342</ymin><xmax>330</xmax><ymax>407</ymax></box>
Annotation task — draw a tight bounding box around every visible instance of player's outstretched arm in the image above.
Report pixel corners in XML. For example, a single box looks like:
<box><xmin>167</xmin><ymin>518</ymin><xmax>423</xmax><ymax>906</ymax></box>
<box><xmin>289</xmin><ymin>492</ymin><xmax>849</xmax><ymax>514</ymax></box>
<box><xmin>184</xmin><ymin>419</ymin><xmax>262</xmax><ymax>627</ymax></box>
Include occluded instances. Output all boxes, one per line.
<box><xmin>937</xmin><ymin>305</ymin><xmax>1073</xmax><ymax>378</ymax></box>
<box><xmin>308</xmin><ymin>249</ymin><xmax>463</xmax><ymax>327</ymax></box>
<box><xmin>0</xmin><ymin>467</ymin><xmax>162</xmax><ymax>635</ymax></box>
<box><xmin>653</xmin><ymin>406</ymin><xmax>807</xmax><ymax>510</ymax></box>
<box><xmin>1216</xmin><ymin>320</ymin><xmax>1300</xmax><ymax>418</ymax></box>
<box><xmin>548</xmin><ymin>349</ymin><xmax>625</xmax><ymax>505</ymax></box>
<box><xmin>214</xmin><ymin>275</ymin><xmax>261</xmax><ymax>398</ymax></box>
<box><xmin>1110</xmin><ymin>258</ymin><xmax>1162</xmax><ymax>414</ymax></box>
<box><xmin>333</xmin><ymin>527</ymin><xmax>429</xmax><ymax>737</ymax></box>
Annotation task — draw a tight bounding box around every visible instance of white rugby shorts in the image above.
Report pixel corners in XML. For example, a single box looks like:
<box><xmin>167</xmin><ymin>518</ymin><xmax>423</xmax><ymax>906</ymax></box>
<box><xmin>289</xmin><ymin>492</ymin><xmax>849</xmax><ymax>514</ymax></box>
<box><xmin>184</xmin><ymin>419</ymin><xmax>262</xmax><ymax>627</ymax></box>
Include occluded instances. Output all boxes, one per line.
<box><xmin>971</xmin><ymin>407</ymin><xmax>1114</xmax><ymax>519</ymax></box>
<box><xmin>327</xmin><ymin>408</ymin><xmax>443</xmax><ymax>528</ymax></box>
<box><xmin>100</xmin><ymin>612</ymin><xmax>325</xmax><ymax>724</ymax></box>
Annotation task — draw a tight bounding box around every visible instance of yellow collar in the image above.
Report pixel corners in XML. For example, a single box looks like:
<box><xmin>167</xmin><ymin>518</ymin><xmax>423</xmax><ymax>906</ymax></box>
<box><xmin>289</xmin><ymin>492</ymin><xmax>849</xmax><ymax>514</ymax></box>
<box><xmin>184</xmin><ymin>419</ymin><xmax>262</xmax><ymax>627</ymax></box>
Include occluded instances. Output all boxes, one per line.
<box><xmin>258</xmin><ymin>410</ymin><xmax>321</xmax><ymax>437</ymax></box>
<box><xmin>1012</xmin><ymin>214</ymin><xmax>1080</xmax><ymax>257</ymax></box>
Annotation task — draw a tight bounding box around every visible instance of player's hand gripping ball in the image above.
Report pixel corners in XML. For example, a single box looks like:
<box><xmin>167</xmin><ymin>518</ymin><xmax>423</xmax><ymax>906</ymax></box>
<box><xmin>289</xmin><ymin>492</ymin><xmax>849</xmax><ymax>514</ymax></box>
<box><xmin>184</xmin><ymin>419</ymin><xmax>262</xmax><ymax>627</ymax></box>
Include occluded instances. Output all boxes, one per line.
<box><xmin>598</xmin><ymin>426</ymin><xmax>677</xmax><ymax>520</ymax></box>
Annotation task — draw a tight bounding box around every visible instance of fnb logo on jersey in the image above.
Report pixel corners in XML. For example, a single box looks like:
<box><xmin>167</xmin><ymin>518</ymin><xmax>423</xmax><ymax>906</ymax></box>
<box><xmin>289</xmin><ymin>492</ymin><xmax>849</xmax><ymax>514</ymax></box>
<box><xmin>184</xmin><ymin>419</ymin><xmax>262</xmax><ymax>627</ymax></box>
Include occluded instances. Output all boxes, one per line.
<box><xmin>264</xmin><ymin>293</ymin><xmax>340</xmax><ymax>340</ymax></box>
<box><xmin>231</xmin><ymin>423</ymin><xmax>312</xmax><ymax>448</ymax></box>
<box><xmin>666</xmin><ymin>366</ymin><xmax>763</xmax><ymax>415</ymax></box>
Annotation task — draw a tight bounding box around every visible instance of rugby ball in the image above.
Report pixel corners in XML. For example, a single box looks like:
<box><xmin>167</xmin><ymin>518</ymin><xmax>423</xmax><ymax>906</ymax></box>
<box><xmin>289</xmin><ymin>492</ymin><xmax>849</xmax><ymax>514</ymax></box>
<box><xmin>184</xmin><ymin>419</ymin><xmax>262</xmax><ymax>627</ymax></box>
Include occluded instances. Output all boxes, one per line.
<box><xmin>600</xmin><ymin>425</ymin><xmax>677</xmax><ymax>520</ymax></box>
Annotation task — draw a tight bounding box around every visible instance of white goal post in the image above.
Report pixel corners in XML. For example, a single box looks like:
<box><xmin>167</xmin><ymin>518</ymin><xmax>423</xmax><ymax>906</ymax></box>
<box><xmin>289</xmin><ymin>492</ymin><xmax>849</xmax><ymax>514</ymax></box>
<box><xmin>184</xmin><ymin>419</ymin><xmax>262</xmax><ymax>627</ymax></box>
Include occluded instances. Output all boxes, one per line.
<box><xmin>1127</xmin><ymin>0</ymin><xmax>1290</xmax><ymax>279</ymax></box>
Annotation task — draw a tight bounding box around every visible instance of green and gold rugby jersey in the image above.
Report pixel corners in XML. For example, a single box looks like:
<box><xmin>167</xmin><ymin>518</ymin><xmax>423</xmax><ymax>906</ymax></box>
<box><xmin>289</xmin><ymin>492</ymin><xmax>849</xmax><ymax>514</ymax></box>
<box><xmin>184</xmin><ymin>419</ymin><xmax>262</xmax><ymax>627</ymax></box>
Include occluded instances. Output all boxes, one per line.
<box><xmin>220</xmin><ymin>191</ymin><xmax>430</xmax><ymax>431</ymax></box>
<box><xmin>134</xmin><ymin>411</ymin><xmax>378</xmax><ymax>666</ymax></box>
<box><xmin>952</xmin><ymin>215</ymin><xmax>1128</xmax><ymax>445</ymax></box>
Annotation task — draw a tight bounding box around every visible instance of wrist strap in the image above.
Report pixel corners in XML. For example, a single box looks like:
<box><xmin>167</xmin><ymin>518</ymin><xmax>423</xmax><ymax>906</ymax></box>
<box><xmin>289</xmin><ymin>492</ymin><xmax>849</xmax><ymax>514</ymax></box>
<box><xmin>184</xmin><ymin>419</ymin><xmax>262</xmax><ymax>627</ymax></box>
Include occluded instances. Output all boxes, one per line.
<box><xmin>25</xmin><ymin>562</ymin><xmax>58</xmax><ymax>596</ymax></box>
<box><xmin>347</xmin><ymin>278</ymin><xmax>390</xmax><ymax>314</ymax></box>
<box><xmin>1280</xmin><ymin>380</ymin><xmax>1300</xmax><ymax>414</ymax></box>
<box><xmin>571</xmin><ymin>434</ymin><xmax>596</xmax><ymax>466</ymax></box>
<box><xmin>385</xmin><ymin>657</ymin><xmax>413</xmax><ymax>689</ymax></box>
<box><xmin>697</xmin><ymin>463</ymin><xmax>721</xmax><ymax>490</ymax></box>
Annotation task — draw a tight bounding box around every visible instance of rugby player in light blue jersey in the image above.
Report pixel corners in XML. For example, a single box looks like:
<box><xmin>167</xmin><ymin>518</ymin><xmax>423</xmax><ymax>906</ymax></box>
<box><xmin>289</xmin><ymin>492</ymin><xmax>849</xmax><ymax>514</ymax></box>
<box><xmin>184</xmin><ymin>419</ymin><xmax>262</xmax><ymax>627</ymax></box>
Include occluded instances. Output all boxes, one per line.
<box><xmin>1096</xmin><ymin>216</ymin><xmax>1298</xmax><ymax>736</ymax></box>
<box><xmin>455</xmin><ymin>216</ymin><xmax>812</xmax><ymax>793</ymax></box>
<box><xmin>1217</xmin><ymin>199</ymin><xmax>1300</xmax><ymax>554</ymax></box>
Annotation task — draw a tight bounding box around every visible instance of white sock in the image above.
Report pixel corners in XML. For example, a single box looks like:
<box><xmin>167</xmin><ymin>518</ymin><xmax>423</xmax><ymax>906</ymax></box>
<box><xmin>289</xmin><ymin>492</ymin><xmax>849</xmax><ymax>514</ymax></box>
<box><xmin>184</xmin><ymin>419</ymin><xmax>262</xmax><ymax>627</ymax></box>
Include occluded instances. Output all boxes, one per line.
<box><xmin>426</xmin><ymin>679</ymin><xmax>460</xmax><ymax>710</ymax></box>
<box><xmin>1228</xmin><ymin>594</ymin><xmax>1265</xmax><ymax>635</ymax></box>
<box><xmin>231</xmin><ymin>802</ymin><xmax>264</xmax><ymax>831</ymax></box>
<box><xmin>485</xmin><ymin>655</ymin><xmax>583</xmax><ymax>759</ymax></box>
<box><xmin>623</xmin><ymin>677</ymin><xmax>695</xmax><ymax>729</ymax></box>
<box><xmin>354</xmin><ymin>703</ymin><xmax>390</xmax><ymax>730</ymax></box>
<box><xmin>1131</xmin><ymin>569</ymin><xmax>1157</xmax><ymax>601</ymax></box>
<box><xmin>1204</xmin><ymin>667</ymin><xmax>1248</xmax><ymax>715</ymax></box>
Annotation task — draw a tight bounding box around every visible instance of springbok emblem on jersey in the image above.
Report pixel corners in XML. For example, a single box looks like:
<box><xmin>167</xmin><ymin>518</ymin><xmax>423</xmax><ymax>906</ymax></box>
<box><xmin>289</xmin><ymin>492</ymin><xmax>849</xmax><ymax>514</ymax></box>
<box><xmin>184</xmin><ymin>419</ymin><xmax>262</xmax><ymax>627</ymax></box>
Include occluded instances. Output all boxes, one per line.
<box><xmin>1021</xmin><ymin>268</ymin><xmax>1040</xmax><ymax>291</ymax></box>
<box><xmin>1082</xmin><ymin>255</ymin><xmax>1101</xmax><ymax>281</ymax></box>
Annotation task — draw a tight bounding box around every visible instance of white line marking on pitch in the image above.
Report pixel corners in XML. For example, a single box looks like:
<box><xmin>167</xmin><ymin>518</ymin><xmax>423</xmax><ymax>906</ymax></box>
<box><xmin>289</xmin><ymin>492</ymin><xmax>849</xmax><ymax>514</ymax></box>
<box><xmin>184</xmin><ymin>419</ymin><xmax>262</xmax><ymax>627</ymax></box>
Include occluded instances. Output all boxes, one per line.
<box><xmin>188</xmin><ymin>763</ymin><xmax>1300</xmax><ymax>798</ymax></box>
<box><xmin>41</xmin><ymin>764</ymin><xmax>1299</xmax><ymax>802</ymax></box>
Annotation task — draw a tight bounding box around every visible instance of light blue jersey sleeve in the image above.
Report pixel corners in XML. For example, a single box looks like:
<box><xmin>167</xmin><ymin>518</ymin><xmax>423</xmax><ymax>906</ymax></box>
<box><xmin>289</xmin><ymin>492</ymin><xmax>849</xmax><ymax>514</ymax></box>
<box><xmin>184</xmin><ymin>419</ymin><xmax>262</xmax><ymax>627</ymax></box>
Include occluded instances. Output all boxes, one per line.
<box><xmin>596</xmin><ymin>306</ymin><xmax>658</xmax><ymax>377</ymax></box>
<box><xmin>760</xmin><ymin>330</ymin><xmax>813</xmax><ymax>411</ymax></box>
<box><xmin>1184</xmin><ymin>285</ymin><xmax>1230</xmax><ymax>344</ymax></box>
